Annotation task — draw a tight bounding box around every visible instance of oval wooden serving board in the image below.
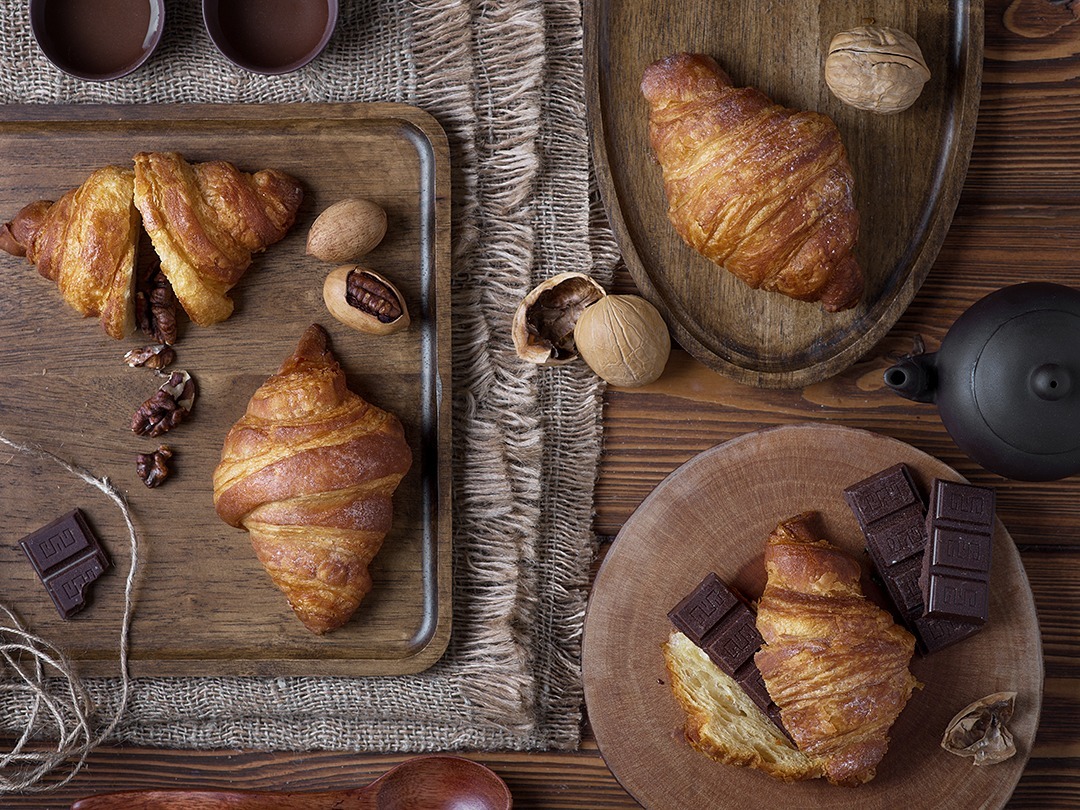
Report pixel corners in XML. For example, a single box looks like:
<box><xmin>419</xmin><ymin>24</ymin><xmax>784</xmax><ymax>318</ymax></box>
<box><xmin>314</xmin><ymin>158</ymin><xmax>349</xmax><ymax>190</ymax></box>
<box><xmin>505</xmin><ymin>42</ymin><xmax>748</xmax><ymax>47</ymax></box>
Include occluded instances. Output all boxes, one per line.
<box><xmin>585</xmin><ymin>0</ymin><xmax>983</xmax><ymax>387</ymax></box>
<box><xmin>583</xmin><ymin>424</ymin><xmax>1041</xmax><ymax>809</ymax></box>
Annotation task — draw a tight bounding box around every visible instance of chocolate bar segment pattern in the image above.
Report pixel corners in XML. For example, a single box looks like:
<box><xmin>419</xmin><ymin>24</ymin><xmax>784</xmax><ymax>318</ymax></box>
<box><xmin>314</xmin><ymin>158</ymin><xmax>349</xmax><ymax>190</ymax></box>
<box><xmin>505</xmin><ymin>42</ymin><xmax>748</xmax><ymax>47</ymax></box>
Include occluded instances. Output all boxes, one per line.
<box><xmin>843</xmin><ymin>464</ymin><xmax>982</xmax><ymax>654</ymax></box>
<box><xmin>920</xmin><ymin>480</ymin><xmax>995</xmax><ymax>624</ymax></box>
<box><xmin>18</xmin><ymin>509</ymin><xmax>110</xmax><ymax>619</ymax></box>
<box><xmin>669</xmin><ymin>573</ymin><xmax>786</xmax><ymax>733</ymax></box>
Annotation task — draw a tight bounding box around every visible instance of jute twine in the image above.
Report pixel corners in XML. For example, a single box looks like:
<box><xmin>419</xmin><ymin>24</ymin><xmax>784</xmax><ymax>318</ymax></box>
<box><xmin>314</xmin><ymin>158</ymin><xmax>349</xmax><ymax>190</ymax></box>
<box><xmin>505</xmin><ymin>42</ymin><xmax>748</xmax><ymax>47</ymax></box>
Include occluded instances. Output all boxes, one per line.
<box><xmin>0</xmin><ymin>435</ymin><xmax>138</xmax><ymax>792</ymax></box>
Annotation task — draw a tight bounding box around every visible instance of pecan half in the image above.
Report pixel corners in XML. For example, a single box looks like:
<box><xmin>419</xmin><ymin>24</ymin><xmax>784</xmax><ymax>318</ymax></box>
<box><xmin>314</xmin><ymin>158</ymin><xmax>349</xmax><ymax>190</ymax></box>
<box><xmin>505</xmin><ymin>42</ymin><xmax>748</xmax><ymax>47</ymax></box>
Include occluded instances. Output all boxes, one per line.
<box><xmin>135</xmin><ymin>445</ymin><xmax>174</xmax><ymax>488</ymax></box>
<box><xmin>135</xmin><ymin>266</ymin><xmax>178</xmax><ymax>345</ymax></box>
<box><xmin>131</xmin><ymin>371</ymin><xmax>196</xmax><ymax>437</ymax></box>
<box><xmin>123</xmin><ymin>343</ymin><xmax>176</xmax><ymax>370</ymax></box>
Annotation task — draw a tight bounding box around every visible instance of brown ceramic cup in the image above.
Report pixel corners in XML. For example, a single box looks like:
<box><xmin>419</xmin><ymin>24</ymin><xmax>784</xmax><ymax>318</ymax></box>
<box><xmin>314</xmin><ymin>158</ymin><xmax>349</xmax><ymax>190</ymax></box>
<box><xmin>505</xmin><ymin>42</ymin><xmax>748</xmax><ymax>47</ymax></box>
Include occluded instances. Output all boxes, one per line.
<box><xmin>202</xmin><ymin>0</ymin><xmax>338</xmax><ymax>76</ymax></box>
<box><xmin>29</xmin><ymin>0</ymin><xmax>165</xmax><ymax>82</ymax></box>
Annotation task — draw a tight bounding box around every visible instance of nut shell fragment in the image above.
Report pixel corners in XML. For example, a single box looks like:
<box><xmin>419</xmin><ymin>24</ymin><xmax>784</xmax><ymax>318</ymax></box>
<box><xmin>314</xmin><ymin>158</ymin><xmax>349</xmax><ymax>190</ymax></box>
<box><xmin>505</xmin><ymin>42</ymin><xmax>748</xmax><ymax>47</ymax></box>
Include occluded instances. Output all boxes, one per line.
<box><xmin>941</xmin><ymin>691</ymin><xmax>1017</xmax><ymax>765</ymax></box>
<box><xmin>825</xmin><ymin>25</ymin><xmax>931</xmax><ymax>114</ymax></box>
<box><xmin>323</xmin><ymin>266</ymin><xmax>410</xmax><ymax>335</ymax></box>
<box><xmin>512</xmin><ymin>272</ymin><xmax>607</xmax><ymax>365</ymax></box>
<box><xmin>573</xmin><ymin>294</ymin><xmax>671</xmax><ymax>387</ymax></box>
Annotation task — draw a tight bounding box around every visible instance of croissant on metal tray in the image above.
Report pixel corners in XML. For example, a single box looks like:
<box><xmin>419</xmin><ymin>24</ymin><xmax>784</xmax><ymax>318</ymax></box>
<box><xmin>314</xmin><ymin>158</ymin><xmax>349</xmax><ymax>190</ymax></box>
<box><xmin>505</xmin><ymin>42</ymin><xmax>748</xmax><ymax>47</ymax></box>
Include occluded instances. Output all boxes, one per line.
<box><xmin>0</xmin><ymin>165</ymin><xmax>139</xmax><ymax>339</ymax></box>
<box><xmin>641</xmin><ymin>53</ymin><xmax>864</xmax><ymax>312</ymax></box>
<box><xmin>212</xmin><ymin>324</ymin><xmax>412</xmax><ymax>635</ymax></box>
<box><xmin>133</xmin><ymin>151</ymin><xmax>304</xmax><ymax>326</ymax></box>
<box><xmin>754</xmin><ymin>513</ymin><xmax>917</xmax><ymax>786</ymax></box>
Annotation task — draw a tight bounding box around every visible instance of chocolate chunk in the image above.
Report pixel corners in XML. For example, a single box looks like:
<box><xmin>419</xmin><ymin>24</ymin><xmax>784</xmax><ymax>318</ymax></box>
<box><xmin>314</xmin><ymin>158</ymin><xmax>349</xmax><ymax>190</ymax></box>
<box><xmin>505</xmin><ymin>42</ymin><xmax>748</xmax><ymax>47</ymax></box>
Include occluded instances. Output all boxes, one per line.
<box><xmin>844</xmin><ymin>465</ymin><xmax>982</xmax><ymax>654</ymax></box>
<box><xmin>920</xmin><ymin>480</ymin><xmax>994</xmax><ymax>624</ymax></box>
<box><xmin>18</xmin><ymin>509</ymin><xmax>109</xmax><ymax>619</ymax></box>
<box><xmin>670</xmin><ymin>573</ymin><xmax>786</xmax><ymax>736</ymax></box>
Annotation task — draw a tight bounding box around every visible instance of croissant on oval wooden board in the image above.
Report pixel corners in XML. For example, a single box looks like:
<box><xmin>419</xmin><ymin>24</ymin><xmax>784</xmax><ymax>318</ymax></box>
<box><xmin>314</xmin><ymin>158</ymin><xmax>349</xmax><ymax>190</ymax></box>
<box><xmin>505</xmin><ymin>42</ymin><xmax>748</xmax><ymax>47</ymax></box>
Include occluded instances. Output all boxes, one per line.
<box><xmin>641</xmin><ymin>53</ymin><xmax>864</xmax><ymax>312</ymax></box>
<box><xmin>1</xmin><ymin>152</ymin><xmax>303</xmax><ymax>337</ymax></box>
<box><xmin>754</xmin><ymin>513</ymin><xmax>918</xmax><ymax>786</ymax></box>
<box><xmin>213</xmin><ymin>324</ymin><xmax>412</xmax><ymax>635</ymax></box>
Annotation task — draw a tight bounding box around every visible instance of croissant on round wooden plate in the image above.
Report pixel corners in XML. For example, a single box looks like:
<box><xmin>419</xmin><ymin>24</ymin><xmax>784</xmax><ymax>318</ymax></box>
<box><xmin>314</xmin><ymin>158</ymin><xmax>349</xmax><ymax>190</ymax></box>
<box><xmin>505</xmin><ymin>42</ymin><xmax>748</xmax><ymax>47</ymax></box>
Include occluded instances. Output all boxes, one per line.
<box><xmin>641</xmin><ymin>53</ymin><xmax>864</xmax><ymax>312</ymax></box>
<box><xmin>754</xmin><ymin>513</ymin><xmax>918</xmax><ymax>786</ymax></box>
<box><xmin>213</xmin><ymin>324</ymin><xmax>412</xmax><ymax>635</ymax></box>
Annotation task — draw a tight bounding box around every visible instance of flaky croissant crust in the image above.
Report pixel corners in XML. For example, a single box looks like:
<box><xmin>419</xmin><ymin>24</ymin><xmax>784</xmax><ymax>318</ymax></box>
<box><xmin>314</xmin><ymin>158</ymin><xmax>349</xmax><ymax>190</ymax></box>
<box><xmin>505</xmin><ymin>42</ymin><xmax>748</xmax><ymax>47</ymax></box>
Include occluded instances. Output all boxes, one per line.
<box><xmin>754</xmin><ymin>513</ymin><xmax>917</xmax><ymax>786</ymax></box>
<box><xmin>213</xmin><ymin>325</ymin><xmax>412</xmax><ymax>634</ymax></box>
<box><xmin>642</xmin><ymin>53</ymin><xmax>863</xmax><ymax>312</ymax></box>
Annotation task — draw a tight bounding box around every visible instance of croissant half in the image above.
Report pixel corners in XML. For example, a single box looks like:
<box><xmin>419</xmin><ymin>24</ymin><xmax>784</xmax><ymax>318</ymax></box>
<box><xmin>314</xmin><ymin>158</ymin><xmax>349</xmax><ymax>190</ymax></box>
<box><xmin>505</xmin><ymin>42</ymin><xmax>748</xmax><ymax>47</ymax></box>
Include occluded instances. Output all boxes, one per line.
<box><xmin>641</xmin><ymin>53</ymin><xmax>863</xmax><ymax>311</ymax></box>
<box><xmin>213</xmin><ymin>324</ymin><xmax>412</xmax><ymax>634</ymax></box>
<box><xmin>0</xmin><ymin>165</ymin><xmax>139</xmax><ymax>339</ymax></box>
<box><xmin>754</xmin><ymin>513</ymin><xmax>917</xmax><ymax>786</ymax></box>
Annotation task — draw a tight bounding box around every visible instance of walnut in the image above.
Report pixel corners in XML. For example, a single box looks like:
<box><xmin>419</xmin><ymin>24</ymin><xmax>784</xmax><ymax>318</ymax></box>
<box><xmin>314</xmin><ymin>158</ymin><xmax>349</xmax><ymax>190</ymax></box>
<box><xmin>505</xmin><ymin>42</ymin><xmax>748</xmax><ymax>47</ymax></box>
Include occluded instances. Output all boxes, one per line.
<box><xmin>512</xmin><ymin>272</ymin><xmax>607</xmax><ymax>365</ymax></box>
<box><xmin>131</xmin><ymin>371</ymin><xmax>196</xmax><ymax>437</ymax></box>
<box><xmin>941</xmin><ymin>691</ymin><xmax>1018</xmax><ymax>765</ymax></box>
<box><xmin>573</xmin><ymin>294</ymin><xmax>671</xmax><ymax>387</ymax></box>
<box><xmin>135</xmin><ymin>266</ymin><xmax>178</xmax><ymax>345</ymax></box>
<box><xmin>123</xmin><ymin>343</ymin><xmax>176</xmax><ymax>370</ymax></box>
<box><xmin>135</xmin><ymin>445</ymin><xmax>174</xmax><ymax>488</ymax></box>
<box><xmin>825</xmin><ymin>25</ymin><xmax>931</xmax><ymax>113</ymax></box>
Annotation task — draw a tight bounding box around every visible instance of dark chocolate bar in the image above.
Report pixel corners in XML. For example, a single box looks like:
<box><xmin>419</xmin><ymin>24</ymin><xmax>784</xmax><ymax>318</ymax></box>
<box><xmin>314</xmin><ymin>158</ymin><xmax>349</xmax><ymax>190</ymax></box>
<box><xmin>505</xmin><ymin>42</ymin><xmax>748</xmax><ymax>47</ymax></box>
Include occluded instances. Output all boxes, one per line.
<box><xmin>18</xmin><ymin>509</ymin><xmax>109</xmax><ymax>619</ymax></box>
<box><xmin>669</xmin><ymin>573</ymin><xmax>786</xmax><ymax>735</ymax></box>
<box><xmin>844</xmin><ymin>464</ymin><xmax>982</xmax><ymax>654</ymax></box>
<box><xmin>920</xmin><ymin>480</ymin><xmax>994</xmax><ymax>624</ymax></box>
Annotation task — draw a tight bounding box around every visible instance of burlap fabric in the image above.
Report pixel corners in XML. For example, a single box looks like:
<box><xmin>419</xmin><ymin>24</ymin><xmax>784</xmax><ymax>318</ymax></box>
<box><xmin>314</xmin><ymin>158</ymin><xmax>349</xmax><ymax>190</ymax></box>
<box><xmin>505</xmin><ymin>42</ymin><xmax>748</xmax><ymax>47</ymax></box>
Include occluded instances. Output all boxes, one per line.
<box><xmin>0</xmin><ymin>0</ymin><xmax>618</xmax><ymax>753</ymax></box>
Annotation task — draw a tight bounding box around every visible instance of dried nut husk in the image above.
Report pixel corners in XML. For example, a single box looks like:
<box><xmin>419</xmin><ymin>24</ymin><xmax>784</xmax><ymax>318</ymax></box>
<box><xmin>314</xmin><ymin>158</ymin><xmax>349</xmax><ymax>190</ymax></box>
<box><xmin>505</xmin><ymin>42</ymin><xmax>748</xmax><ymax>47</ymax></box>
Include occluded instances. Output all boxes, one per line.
<box><xmin>573</xmin><ymin>294</ymin><xmax>670</xmax><ymax>387</ymax></box>
<box><xmin>323</xmin><ymin>266</ymin><xmax>410</xmax><ymax>335</ymax></box>
<box><xmin>307</xmin><ymin>198</ymin><xmax>388</xmax><ymax>263</ymax></box>
<box><xmin>512</xmin><ymin>271</ymin><xmax>607</xmax><ymax>365</ymax></box>
<box><xmin>825</xmin><ymin>25</ymin><xmax>931</xmax><ymax>113</ymax></box>
<box><xmin>941</xmin><ymin>691</ymin><xmax>1018</xmax><ymax>765</ymax></box>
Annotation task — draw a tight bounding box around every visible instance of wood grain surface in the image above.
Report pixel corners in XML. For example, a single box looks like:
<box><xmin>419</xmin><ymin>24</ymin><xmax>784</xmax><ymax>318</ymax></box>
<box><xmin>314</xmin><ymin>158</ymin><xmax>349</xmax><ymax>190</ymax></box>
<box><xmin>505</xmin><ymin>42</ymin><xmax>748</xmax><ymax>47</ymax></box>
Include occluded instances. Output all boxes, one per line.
<box><xmin>584</xmin><ymin>425</ymin><xmax>1040</xmax><ymax>809</ymax></box>
<box><xmin>0</xmin><ymin>103</ymin><xmax>453</xmax><ymax>677</ymax></box>
<box><xmin>3</xmin><ymin>0</ymin><xmax>1080</xmax><ymax>806</ymax></box>
<box><xmin>586</xmin><ymin>0</ymin><xmax>983</xmax><ymax>388</ymax></box>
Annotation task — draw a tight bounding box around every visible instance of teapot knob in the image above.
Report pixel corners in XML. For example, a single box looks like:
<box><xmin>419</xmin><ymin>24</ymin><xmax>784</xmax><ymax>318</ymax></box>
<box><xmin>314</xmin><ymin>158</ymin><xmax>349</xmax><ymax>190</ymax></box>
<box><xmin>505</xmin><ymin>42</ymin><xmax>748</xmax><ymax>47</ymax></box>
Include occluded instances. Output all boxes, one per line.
<box><xmin>1030</xmin><ymin>363</ymin><xmax>1072</xmax><ymax>401</ymax></box>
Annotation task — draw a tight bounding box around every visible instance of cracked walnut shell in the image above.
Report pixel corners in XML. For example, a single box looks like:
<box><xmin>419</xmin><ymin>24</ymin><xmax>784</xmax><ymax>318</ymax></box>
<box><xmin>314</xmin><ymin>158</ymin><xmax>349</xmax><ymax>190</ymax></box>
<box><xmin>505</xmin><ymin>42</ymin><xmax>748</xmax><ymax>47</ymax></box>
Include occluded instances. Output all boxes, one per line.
<box><xmin>825</xmin><ymin>25</ymin><xmax>931</xmax><ymax>113</ymax></box>
<box><xmin>512</xmin><ymin>272</ymin><xmax>607</xmax><ymax>365</ymax></box>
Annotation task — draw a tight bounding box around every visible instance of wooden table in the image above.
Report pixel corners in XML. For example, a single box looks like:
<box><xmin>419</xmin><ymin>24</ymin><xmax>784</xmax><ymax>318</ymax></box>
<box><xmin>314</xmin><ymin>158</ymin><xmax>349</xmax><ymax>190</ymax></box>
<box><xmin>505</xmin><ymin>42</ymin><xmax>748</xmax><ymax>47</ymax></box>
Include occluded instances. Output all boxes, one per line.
<box><xmin>5</xmin><ymin>0</ymin><xmax>1080</xmax><ymax>805</ymax></box>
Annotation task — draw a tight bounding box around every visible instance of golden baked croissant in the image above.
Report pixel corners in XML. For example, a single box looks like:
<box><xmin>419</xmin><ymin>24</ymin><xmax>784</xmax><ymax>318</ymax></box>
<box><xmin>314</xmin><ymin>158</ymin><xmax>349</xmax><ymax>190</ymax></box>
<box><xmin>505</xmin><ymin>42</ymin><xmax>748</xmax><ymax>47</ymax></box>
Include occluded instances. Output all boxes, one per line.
<box><xmin>0</xmin><ymin>165</ymin><xmax>139</xmax><ymax>339</ymax></box>
<box><xmin>212</xmin><ymin>324</ymin><xmax>412</xmax><ymax>634</ymax></box>
<box><xmin>133</xmin><ymin>151</ymin><xmax>304</xmax><ymax>326</ymax></box>
<box><xmin>754</xmin><ymin>513</ymin><xmax>917</xmax><ymax>786</ymax></box>
<box><xmin>641</xmin><ymin>53</ymin><xmax>863</xmax><ymax>311</ymax></box>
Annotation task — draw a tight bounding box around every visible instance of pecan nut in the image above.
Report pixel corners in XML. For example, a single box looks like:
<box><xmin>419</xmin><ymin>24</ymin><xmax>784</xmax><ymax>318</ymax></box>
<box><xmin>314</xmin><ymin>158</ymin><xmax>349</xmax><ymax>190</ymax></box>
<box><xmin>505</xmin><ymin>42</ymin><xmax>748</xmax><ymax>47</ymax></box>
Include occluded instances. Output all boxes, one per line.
<box><xmin>131</xmin><ymin>371</ymin><xmax>196</xmax><ymax>437</ymax></box>
<box><xmin>123</xmin><ymin>343</ymin><xmax>176</xmax><ymax>370</ymax></box>
<box><xmin>322</xmin><ymin>266</ymin><xmax>410</xmax><ymax>335</ymax></box>
<box><xmin>136</xmin><ymin>445</ymin><xmax>174</xmax><ymax>488</ymax></box>
<box><xmin>135</xmin><ymin>265</ymin><xmax>179</xmax><ymax>345</ymax></box>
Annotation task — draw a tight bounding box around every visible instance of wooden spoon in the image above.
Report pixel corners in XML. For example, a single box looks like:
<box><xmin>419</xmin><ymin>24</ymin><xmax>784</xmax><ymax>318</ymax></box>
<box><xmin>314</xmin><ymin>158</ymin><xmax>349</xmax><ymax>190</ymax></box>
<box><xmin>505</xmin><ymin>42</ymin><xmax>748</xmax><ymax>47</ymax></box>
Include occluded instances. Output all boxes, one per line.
<box><xmin>70</xmin><ymin>754</ymin><xmax>513</xmax><ymax>810</ymax></box>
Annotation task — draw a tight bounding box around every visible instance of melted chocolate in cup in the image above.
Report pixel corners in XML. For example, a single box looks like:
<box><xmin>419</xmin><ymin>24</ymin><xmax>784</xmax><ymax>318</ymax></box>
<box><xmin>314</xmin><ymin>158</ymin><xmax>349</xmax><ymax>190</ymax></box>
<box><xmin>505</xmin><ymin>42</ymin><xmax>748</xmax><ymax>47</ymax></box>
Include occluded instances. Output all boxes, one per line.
<box><xmin>30</xmin><ymin>0</ymin><xmax>165</xmax><ymax>82</ymax></box>
<box><xmin>203</xmin><ymin>0</ymin><xmax>338</xmax><ymax>75</ymax></box>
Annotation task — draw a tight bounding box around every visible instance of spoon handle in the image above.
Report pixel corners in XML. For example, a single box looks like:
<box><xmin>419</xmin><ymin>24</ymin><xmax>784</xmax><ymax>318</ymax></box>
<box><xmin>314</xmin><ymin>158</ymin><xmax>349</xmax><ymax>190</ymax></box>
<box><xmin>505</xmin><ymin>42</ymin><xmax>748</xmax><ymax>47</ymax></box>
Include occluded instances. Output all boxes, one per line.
<box><xmin>71</xmin><ymin>788</ymin><xmax>373</xmax><ymax>810</ymax></box>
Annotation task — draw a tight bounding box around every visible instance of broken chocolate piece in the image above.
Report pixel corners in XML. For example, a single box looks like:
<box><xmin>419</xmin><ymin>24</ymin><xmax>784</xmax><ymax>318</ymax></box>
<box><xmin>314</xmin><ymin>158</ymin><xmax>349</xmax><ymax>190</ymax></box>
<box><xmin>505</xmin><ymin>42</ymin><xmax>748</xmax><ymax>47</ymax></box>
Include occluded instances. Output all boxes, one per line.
<box><xmin>669</xmin><ymin>573</ymin><xmax>787</xmax><ymax>736</ymax></box>
<box><xmin>844</xmin><ymin>464</ymin><xmax>982</xmax><ymax>654</ymax></box>
<box><xmin>921</xmin><ymin>480</ymin><xmax>995</xmax><ymax>624</ymax></box>
<box><xmin>18</xmin><ymin>509</ymin><xmax>110</xmax><ymax>619</ymax></box>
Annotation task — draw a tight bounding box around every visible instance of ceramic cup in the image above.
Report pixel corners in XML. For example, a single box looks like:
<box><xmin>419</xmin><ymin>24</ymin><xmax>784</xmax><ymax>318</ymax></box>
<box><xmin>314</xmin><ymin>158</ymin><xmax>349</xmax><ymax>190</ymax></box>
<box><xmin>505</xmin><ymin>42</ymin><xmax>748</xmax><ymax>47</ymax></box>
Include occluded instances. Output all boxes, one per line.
<box><xmin>202</xmin><ymin>0</ymin><xmax>339</xmax><ymax>75</ymax></box>
<box><xmin>30</xmin><ymin>0</ymin><xmax>166</xmax><ymax>81</ymax></box>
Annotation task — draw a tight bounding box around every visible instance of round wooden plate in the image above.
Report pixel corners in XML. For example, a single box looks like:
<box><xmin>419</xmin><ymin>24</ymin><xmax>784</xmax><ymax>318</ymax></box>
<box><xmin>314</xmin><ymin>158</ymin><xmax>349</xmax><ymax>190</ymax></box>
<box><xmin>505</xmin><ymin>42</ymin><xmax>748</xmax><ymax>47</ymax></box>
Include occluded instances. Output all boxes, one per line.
<box><xmin>583</xmin><ymin>424</ymin><xmax>1042</xmax><ymax>809</ymax></box>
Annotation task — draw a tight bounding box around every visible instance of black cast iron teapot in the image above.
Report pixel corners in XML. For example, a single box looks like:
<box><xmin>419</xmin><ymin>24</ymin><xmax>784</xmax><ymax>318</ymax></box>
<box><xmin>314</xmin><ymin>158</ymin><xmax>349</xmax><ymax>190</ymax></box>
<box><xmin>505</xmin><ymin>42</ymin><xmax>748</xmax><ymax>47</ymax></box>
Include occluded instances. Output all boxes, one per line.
<box><xmin>884</xmin><ymin>282</ymin><xmax>1080</xmax><ymax>481</ymax></box>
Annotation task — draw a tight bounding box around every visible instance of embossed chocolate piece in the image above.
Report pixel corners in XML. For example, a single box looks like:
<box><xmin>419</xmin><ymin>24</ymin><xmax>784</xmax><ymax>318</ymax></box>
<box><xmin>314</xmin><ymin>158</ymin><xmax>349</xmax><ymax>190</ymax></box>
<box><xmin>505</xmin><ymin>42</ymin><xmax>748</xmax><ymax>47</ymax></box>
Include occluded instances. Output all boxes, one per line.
<box><xmin>844</xmin><ymin>464</ymin><xmax>982</xmax><ymax>654</ymax></box>
<box><xmin>18</xmin><ymin>509</ymin><xmax>110</xmax><ymax>619</ymax></box>
<box><xmin>920</xmin><ymin>479</ymin><xmax>995</xmax><ymax>623</ymax></box>
<box><xmin>669</xmin><ymin>573</ymin><xmax>786</xmax><ymax>733</ymax></box>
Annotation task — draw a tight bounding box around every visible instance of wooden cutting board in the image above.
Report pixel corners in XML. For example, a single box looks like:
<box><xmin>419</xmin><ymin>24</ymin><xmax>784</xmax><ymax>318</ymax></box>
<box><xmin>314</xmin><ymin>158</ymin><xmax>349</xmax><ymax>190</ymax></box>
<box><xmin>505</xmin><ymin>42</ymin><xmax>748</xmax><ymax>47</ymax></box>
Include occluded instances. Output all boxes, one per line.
<box><xmin>583</xmin><ymin>424</ymin><xmax>1041</xmax><ymax>809</ymax></box>
<box><xmin>0</xmin><ymin>103</ymin><xmax>451</xmax><ymax>677</ymax></box>
<box><xmin>585</xmin><ymin>0</ymin><xmax>983</xmax><ymax>388</ymax></box>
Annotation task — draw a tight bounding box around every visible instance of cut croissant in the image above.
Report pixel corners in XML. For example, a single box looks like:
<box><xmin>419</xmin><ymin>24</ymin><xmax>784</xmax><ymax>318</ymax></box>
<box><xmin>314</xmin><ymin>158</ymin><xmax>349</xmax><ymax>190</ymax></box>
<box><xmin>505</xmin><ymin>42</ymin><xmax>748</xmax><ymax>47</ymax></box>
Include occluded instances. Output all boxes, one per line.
<box><xmin>641</xmin><ymin>53</ymin><xmax>864</xmax><ymax>311</ymax></box>
<box><xmin>0</xmin><ymin>165</ymin><xmax>139</xmax><ymax>339</ymax></box>
<box><xmin>213</xmin><ymin>324</ymin><xmax>412</xmax><ymax>634</ymax></box>
<box><xmin>133</xmin><ymin>151</ymin><xmax>304</xmax><ymax>326</ymax></box>
<box><xmin>754</xmin><ymin>513</ymin><xmax>917</xmax><ymax>786</ymax></box>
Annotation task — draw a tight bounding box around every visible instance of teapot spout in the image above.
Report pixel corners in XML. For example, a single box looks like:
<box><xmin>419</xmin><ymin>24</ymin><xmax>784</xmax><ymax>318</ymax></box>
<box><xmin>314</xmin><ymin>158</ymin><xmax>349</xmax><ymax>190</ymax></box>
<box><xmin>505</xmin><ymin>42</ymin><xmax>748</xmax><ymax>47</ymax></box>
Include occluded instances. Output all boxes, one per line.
<box><xmin>884</xmin><ymin>354</ymin><xmax>937</xmax><ymax>403</ymax></box>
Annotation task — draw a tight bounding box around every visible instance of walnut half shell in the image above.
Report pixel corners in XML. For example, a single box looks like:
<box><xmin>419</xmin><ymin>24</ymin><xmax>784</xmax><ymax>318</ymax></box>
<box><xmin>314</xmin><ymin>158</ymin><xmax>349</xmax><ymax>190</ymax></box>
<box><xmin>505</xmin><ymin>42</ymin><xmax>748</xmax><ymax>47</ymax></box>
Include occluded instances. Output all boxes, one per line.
<box><xmin>512</xmin><ymin>272</ymin><xmax>607</xmax><ymax>365</ymax></box>
<box><xmin>825</xmin><ymin>25</ymin><xmax>931</xmax><ymax>114</ymax></box>
<box><xmin>941</xmin><ymin>691</ymin><xmax>1018</xmax><ymax>765</ymax></box>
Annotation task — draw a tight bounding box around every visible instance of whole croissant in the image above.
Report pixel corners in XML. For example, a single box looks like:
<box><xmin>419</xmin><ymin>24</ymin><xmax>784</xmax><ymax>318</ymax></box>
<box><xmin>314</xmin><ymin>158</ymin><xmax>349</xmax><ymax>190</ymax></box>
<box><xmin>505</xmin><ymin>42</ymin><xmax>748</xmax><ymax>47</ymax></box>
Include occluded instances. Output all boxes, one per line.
<box><xmin>641</xmin><ymin>53</ymin><xmax>863</xmax><ymax>312</ymax></box>
<box><xmin>213</xmin><ymin>324</ymin><xmax>412</xmax><ymax>634</ymax></box>
<box><xmin>134</xmin><ymin>151</ymin><xmax>304</xmax><ymax>326</ymax></box>
<box><xmin>754</xmin><ymin>513</ymin><xmax>917</xmax><ymax>786</ymax></box>
<box><xmin>0</xmin><ymin>165</ymin><xmax>139</xmax><ymax>339</ymax></box>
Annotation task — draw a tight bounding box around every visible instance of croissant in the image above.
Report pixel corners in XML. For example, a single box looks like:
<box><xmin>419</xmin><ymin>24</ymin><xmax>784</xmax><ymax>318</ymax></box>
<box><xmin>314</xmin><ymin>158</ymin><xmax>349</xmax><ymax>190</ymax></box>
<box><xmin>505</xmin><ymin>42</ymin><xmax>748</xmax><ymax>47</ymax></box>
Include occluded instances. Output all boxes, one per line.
<box><xmin>0</xmin><ymin>165</ymin><xmax>139</xmax><ymax>339</ymax></box>
<box><xmin>133</xmin><ymin>151</ymin><xmax>304</xmax><ymax>326</ymax></box>
<box><xmin>641</xmin><ymin>53</ymin><xmax>864</xmax><ymax>312</ymax></box>
<box><xmin>754</xmin><ymin>513</ymin><xmax>917</xmax><ymax>786</ymax></box>
<box><xmin>212</xmin><ymin>324</ymin><xmax>412</xmax><ymax>634</ymax></box>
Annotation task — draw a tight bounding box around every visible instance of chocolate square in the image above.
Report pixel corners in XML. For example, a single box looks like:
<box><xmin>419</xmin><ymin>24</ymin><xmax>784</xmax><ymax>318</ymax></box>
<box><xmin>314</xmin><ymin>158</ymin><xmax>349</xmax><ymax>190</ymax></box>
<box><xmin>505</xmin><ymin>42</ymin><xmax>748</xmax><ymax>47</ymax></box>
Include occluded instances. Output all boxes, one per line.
<box><xmin>18</xmin><ymin>509</ymin><xmax>110</xmax><ymax>619</ymax></box>
<box><xmin>667</xmin><ymin>572</ymin><xmax>738</xmax><ymax>644</ymax></box>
